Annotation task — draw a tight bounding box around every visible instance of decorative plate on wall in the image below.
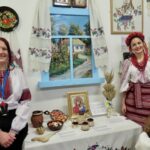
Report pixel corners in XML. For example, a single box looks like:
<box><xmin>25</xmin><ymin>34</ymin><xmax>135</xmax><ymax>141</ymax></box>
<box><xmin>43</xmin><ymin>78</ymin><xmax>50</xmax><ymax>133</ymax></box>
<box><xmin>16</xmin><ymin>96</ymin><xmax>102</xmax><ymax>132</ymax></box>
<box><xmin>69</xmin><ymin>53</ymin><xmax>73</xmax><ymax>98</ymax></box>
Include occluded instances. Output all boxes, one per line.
<box><xmin>0</xmin><ymin>6</ymin><xmax>19</xmax><ymax>32</ymax></box>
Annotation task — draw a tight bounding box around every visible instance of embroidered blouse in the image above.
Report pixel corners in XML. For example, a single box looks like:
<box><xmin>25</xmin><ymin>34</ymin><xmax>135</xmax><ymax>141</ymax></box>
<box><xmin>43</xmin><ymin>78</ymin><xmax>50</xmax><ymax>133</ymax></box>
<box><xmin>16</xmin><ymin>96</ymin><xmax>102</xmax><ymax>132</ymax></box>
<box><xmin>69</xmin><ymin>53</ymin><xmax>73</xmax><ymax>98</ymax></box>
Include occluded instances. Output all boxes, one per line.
<box><xmin>0</xmin><ymin>67</ymin><xmax>31</xmax><ymax>132</ymax></box>
<box><xmin>120</xmin><ymin>58</ymin><xmax>150</xmax><ymax>93</ymax></box>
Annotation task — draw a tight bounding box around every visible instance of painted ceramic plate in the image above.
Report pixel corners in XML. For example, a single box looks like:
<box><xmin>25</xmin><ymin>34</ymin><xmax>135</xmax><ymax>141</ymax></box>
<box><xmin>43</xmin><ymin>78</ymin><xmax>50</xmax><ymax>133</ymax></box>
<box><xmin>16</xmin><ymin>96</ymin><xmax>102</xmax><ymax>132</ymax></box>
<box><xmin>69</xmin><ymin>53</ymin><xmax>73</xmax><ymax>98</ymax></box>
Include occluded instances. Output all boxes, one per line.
<box><xmin>50</xmin><ymin>109</ymin><xmax>68</xmax><ymax>122</ymax></box>
<box><xmin>0</xmin><ymin>6</ymin><xmax>19</xmax><ymax>32</ymax></box>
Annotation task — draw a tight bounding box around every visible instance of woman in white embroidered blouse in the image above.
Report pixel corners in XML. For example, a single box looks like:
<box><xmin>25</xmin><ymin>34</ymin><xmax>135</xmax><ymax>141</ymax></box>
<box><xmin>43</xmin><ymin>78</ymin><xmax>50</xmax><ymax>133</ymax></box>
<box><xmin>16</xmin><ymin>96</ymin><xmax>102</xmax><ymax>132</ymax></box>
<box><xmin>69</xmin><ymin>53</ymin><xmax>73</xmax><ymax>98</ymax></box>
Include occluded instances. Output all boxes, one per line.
<box><xmin>0</xmin><ymin>37</ymin><xmax>31</xmax><ymax>150</ymax></box>
<box><xmin>120</xmin><ymin>32</ymin><xmax>150</xmax><ymax>127</ymax></box>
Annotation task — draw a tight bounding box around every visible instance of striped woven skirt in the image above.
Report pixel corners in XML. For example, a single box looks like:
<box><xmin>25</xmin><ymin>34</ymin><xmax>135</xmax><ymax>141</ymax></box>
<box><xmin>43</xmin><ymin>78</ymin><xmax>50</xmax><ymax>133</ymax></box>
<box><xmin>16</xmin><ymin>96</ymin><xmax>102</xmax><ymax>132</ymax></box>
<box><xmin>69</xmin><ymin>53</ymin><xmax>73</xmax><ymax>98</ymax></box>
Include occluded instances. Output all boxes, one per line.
<box><xmin>125</xmin><ymin>82</ymin><xmax>150</xmax><ymax>126</ymax></box>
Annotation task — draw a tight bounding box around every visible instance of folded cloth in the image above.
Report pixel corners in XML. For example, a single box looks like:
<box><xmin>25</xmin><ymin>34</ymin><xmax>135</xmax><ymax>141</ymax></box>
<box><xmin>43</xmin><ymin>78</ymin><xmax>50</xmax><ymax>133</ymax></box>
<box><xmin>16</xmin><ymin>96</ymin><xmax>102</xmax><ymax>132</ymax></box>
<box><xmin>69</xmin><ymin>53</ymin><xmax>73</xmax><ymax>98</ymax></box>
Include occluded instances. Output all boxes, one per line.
<box><xmin>135</xmin><ymin>132</ymin><xmax>150</xmax><ymax>150</ymax></box>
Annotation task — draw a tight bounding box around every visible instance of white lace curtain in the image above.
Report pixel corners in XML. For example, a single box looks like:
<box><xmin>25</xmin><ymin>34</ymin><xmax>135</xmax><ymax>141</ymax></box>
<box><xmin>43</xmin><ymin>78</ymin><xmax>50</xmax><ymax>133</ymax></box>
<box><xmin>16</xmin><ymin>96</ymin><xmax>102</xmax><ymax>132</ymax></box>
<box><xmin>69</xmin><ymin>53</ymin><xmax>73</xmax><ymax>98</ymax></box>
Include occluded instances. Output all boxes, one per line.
<box><xmin>28</xmin><ymin>0</ymin><xmax>108</xmax><ymax>72</ymax></box>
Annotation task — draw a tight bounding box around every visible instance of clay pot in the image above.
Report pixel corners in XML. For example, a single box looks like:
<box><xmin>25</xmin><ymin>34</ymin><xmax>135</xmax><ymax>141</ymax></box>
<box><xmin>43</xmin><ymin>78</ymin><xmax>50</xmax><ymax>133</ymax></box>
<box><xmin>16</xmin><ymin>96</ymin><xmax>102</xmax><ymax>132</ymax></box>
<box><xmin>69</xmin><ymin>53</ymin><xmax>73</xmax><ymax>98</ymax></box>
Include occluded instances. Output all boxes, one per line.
<box><xmin>31</xmin><ymin>110</ymin><xmax>43</xmax><ymax>128</ymax></box>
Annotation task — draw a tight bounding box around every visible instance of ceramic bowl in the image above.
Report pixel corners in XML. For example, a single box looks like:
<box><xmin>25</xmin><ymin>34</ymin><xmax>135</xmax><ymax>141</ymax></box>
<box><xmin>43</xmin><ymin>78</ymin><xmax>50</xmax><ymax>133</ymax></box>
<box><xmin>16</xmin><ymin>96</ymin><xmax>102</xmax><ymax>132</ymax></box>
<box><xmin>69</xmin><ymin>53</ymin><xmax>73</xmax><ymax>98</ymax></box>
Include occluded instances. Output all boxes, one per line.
<box><xmin>47</xmin><ymin>120</ymin><xmax>63</xmax><ymax>131</ymax></box>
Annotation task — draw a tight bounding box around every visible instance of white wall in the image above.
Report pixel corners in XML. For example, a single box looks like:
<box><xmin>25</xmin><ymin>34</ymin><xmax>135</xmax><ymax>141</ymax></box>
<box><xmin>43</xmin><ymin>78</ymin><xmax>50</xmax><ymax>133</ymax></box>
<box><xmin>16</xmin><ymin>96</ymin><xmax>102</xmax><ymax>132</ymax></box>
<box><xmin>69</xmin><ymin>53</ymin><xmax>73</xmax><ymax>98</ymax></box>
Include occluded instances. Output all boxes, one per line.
<box><xmin>0</xmin><ymin>0</ymin><xmax>150</xmax><ymax>115</ymax></box>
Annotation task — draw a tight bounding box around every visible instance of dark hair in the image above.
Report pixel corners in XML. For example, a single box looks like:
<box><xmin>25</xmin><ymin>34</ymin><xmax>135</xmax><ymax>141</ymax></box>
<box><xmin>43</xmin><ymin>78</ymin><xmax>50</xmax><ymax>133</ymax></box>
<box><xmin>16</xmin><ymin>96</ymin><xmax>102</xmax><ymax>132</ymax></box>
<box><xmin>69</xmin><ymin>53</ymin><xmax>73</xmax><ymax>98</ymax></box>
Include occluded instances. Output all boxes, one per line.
<box><xmin>0</xmin><ymin>37</ymin><xmax>12</xmax><ymax>68</ymax></box>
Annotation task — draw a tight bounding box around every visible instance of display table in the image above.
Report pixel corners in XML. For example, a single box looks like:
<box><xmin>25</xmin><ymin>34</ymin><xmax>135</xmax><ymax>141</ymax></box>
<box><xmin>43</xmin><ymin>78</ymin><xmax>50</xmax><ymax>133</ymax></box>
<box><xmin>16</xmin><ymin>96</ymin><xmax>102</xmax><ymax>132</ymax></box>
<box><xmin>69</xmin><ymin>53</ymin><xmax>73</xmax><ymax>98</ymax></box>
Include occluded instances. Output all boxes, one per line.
<box><xmin>24</xmin><ymin>115</ymin><xmax>142</xmax><ymax>150</ymax></box>
<box><xmin>135</xmin><ymin>132</ymin><xmax>150</xmax><ymax>150</ymax></box>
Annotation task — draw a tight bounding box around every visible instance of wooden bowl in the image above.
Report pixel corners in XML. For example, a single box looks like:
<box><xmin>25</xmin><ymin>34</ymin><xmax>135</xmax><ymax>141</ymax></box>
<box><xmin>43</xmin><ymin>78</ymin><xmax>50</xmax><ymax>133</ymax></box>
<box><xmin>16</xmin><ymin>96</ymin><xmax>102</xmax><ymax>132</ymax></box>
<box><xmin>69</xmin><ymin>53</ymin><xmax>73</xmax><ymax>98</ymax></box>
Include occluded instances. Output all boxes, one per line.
<box><xmin>47</xmin><ymin>120</ymin><xmax>63</xmax><ymax>131</ymax></box>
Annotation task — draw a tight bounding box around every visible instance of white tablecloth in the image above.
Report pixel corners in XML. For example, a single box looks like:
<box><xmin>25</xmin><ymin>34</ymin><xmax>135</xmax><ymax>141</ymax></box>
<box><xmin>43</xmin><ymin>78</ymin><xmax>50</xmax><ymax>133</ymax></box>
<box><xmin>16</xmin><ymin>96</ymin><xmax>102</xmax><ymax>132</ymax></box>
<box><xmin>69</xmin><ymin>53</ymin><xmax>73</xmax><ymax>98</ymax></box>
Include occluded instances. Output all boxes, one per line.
<box><xmin>24</xmin><ymin>116</ymin><xmax>142</xmax><ymax>150</ymax></box>
<box><xmin>135</xmin><ymin>132</ymin><xmax>150</xmax><ymax>150</ymax></box>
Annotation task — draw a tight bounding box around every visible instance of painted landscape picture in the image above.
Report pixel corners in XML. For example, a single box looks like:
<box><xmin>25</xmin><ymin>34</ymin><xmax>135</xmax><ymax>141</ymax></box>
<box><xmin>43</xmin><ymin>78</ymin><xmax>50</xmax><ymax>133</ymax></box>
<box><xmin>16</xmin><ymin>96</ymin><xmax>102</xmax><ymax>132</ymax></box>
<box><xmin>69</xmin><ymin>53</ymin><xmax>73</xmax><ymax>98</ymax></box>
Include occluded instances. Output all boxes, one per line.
<box><xmin>49</xmin><ymin>15</ymin><xmax>92</xmax><ymax>80</ymax></box>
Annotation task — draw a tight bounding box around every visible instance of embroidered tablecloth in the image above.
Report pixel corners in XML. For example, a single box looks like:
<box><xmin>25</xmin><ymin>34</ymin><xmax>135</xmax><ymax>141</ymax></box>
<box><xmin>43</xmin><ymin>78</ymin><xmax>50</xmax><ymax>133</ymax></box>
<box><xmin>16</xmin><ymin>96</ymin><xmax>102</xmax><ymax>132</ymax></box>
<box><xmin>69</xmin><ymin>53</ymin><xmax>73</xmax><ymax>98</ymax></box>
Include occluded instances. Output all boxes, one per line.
<box><xmin>24</xmin><ymin>116</ymin><xmax>142</xmax><ymax>150</ymax></box>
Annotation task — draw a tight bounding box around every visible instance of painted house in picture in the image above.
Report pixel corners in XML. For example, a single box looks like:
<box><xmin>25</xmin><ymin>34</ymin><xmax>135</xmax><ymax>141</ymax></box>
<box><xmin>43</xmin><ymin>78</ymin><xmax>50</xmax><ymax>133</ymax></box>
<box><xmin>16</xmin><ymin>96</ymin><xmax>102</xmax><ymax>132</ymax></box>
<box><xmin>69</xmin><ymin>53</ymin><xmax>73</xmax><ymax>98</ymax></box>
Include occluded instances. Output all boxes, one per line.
<box><xmin>52</xmin><ymin>38</ymin><xmax>86</xmax><ymax>53</ymax></box>
<box><xmin>50</xmin><ymin>38</ymin><xmax>92</xmax><ymax>80</ymax></box>
<box><xmin>73</xmin><ymin>39</ymin><xmax>86</xmax><ymax>53</ymax></box>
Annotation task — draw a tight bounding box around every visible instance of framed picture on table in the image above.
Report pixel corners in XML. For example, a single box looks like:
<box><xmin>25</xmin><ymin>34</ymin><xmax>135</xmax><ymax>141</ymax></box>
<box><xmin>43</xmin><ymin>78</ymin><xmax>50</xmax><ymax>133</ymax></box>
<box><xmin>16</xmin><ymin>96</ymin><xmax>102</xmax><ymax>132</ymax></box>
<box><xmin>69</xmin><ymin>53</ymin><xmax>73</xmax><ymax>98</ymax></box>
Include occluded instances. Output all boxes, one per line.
<box><xmin>67</xmin><ymin>91</ymin><xmax>91</xmax><ymax>118</ymax></box>
<box><xmin>53</xmin><ymin>0</ymin><xmax>71</xmax><ymax>7</ymax></box>
<box><xmin>72</xmin><ymin>0</ymin><xmax>87</xmax><ymax>8</ymax></box>
<box><xmin>110</xmin><ymin>0</ymin><xmax>143</xmax><ymax>34</ymax></box>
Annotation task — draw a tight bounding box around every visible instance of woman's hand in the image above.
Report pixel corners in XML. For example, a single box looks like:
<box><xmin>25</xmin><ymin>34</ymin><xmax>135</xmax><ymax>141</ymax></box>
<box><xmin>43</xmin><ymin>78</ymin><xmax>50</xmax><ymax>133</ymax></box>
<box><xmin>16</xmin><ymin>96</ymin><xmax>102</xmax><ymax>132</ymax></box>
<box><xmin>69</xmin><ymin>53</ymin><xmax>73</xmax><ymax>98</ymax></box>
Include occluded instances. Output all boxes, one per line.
<box><xmin>121</xmin><ymin>102</ymin><xmax>126</xmax><ymax>115</ymax></box>
<box><xmin>0</xmin><ymin>130</ymin><xmax>16</xmax><ymax>148</ymax></box>
<box><xmin>121</xmin><ymin>92</ymin><xmax>127</xmax><ymax>115</ymax></box>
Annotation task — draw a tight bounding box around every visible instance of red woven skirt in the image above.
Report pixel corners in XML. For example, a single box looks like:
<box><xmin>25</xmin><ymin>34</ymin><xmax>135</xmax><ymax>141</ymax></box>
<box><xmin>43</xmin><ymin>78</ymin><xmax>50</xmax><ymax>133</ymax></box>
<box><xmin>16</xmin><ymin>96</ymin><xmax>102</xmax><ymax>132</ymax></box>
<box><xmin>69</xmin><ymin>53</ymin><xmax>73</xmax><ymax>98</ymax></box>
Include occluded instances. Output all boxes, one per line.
<box><xmin>125</xmin><ymin>82</ymin><xmax>150</xmax><ymax>126</ymax></box>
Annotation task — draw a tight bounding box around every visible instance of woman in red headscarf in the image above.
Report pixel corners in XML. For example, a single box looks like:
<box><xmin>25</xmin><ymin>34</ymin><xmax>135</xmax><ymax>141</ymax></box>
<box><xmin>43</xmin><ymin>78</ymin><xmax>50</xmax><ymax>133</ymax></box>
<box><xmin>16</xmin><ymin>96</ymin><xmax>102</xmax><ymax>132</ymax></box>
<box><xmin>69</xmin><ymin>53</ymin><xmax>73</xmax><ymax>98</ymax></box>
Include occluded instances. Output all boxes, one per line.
<box><xmin>120</xmin><ymin>32</ymin><xmax>150</xmax><ymax>127</ymax></box>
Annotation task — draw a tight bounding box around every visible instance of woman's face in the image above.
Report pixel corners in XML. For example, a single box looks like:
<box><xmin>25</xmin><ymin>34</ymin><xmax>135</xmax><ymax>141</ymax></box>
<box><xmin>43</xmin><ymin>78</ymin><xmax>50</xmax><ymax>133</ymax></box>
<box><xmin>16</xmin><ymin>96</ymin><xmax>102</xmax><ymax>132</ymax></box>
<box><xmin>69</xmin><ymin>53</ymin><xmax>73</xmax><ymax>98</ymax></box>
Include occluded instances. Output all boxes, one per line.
<box><xmin>130</xmin><ymin>37</ymin><xmax>144</xmax><ymax>55</ymax></box>
<box><xmin>0</xmin><ymin>40</ymin><xmax>9</xmax><ymax>64</ymax></box>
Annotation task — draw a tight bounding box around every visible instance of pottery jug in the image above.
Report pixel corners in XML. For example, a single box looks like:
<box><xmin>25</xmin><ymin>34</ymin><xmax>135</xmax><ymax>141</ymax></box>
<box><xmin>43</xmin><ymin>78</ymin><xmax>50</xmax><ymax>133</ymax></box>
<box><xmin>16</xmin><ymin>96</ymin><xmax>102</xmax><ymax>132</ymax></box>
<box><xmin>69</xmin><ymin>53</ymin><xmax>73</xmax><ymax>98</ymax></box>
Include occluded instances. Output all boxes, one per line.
<box><xmin>31</xmin><ymin>110</ymin><xmax>43</xmax><ymax>128</ymax></box>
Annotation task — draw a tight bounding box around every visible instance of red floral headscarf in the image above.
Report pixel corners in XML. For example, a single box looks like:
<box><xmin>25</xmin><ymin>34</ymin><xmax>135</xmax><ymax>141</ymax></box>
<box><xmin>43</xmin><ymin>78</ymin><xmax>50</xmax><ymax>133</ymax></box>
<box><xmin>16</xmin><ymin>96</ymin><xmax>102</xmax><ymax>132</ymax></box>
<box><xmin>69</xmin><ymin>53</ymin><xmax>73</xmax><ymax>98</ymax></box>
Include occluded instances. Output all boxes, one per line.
<box><xmin>125</xmin><ymin>32</ymin><xmax>145</xmax><ymax>48</ymax></box>
<box><xmin>125</xmin><ymin>32</ymin><xmax>148</xmax><ymax>72</ymax></box>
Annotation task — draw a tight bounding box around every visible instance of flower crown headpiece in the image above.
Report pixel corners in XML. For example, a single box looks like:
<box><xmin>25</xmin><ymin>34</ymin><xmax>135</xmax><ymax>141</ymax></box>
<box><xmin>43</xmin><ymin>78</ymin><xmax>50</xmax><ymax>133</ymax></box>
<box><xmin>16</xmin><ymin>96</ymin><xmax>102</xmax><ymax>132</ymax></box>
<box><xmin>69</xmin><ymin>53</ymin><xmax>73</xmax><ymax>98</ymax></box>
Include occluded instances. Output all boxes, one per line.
<box><xmin>125</xmin><ymin>32</ymin><xmax>145</xmax><ymax>47</ymax></box>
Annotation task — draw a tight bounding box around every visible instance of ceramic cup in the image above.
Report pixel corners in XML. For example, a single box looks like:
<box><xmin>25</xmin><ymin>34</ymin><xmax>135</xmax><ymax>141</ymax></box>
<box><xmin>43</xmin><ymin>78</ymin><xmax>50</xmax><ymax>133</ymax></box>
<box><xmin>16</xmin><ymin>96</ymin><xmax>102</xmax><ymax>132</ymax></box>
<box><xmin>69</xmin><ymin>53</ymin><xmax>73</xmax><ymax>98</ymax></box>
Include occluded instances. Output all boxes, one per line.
<box><xmin>81</xmin><ymin>121</ymin><xmax>89</xmax><ymax>131</ymax></box>
<box><xmin>72</xmin><ymin>121</ymin><xmax>79</xmax><ymax>128</ymax></box>
<box><xmin>87</xmin><ymin>118</ymin><xmax>94</xmax><ymax>127</ymax></box>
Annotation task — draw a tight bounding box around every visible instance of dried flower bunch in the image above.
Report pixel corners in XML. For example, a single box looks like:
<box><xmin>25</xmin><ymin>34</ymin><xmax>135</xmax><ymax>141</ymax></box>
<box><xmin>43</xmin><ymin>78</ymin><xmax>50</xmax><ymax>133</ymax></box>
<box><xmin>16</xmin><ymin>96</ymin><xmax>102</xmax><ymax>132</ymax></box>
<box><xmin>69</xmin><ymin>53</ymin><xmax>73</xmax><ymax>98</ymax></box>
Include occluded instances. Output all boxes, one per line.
<box><xmin>103</xmin><ymin>71</ymin><xmax>116</xmax><ymax>101</ymax></box>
